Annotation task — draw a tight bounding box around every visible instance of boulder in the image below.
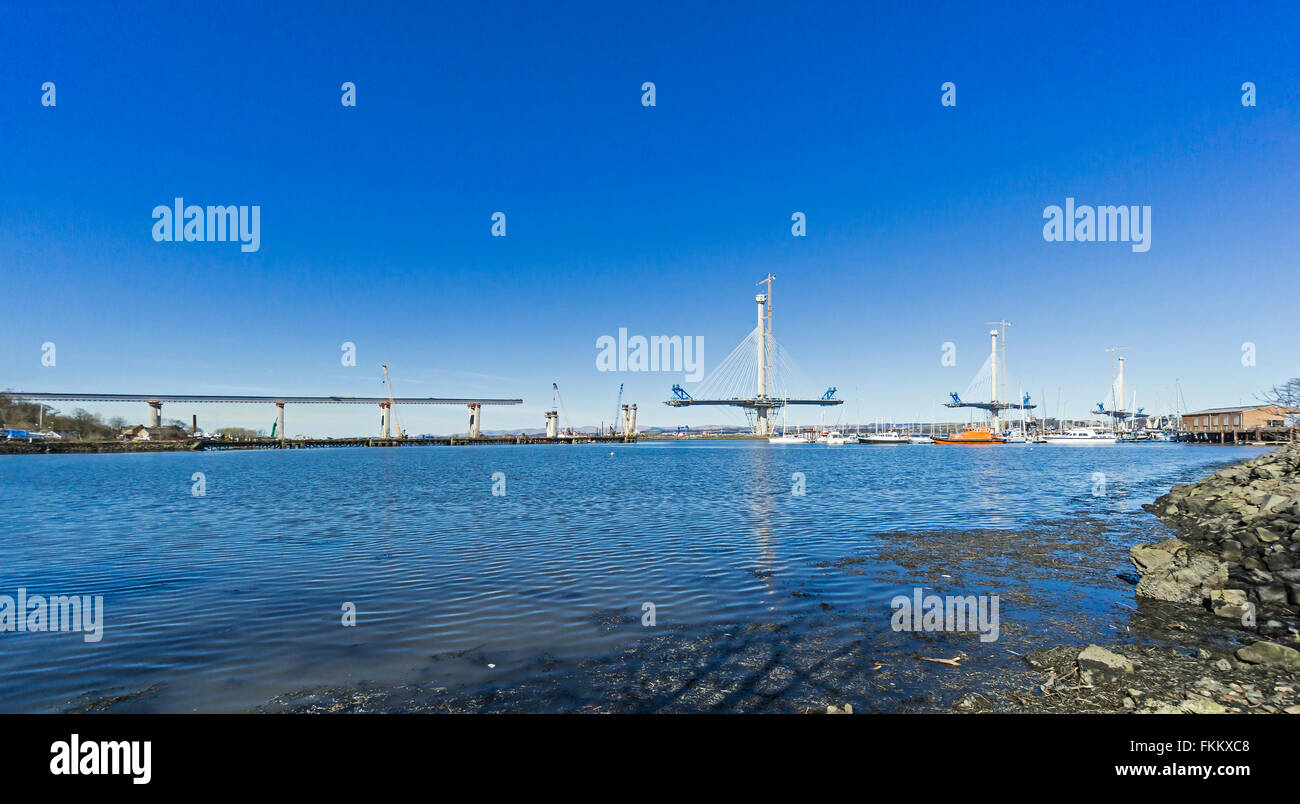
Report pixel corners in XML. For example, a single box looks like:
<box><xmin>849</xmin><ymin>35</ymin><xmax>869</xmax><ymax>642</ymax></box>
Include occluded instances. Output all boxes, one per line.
<box><xmin>1208</xmin><ymin>588</ymin><xmax>1251</xmax><ymax>620</ymax></box>
<box><xmin>1234</xmin><ymin>641</ymin><xmax>1300</xmax><ymax>672</ymax></box>
<box><xmin>1130</xmin><ymin>538</ymin><xmax>1227</xmax><ymax>604</ymax></box>
<box><xmin>1078</xmin><ymin>645</ymin><xmax>1135</xmax><ymax>685</ymax></box>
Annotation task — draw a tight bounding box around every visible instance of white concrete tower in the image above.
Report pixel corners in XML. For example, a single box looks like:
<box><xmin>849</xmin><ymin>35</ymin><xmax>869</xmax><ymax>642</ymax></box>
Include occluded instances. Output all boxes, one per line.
<box><xmin>989</xmin><ymin>329</ymin><xmax>1000</xmax><ymax>432</ymax></box>
<box><xmin>545</xmin><ymin>411</ymin><xmax>558</xmax><ymax>438</ymax></box>
<box><xmin>1115</xmin><ymin>357</ymin><xmax>1126</xmax><ymax>414</ymax></box>
<box><xmin>380</xmin><ymin>402</ymin><xmax>391</xmax><ymax>438</ymax></box>
<box><xmin>754</xmin><ymin>274</ymin><xmax>774</xmax><ymax>436</ymax></box>
<box><xmin>628</xmin><ymin>404</ymin><xmax>637</xmax><ymax>436</ymax></box>
<box><xmin>276</xmin><ymin>401</ymin><xmax>285</xmax><ymax>441</ymax></box>
<box><xmin>468</xmin><ymin>403</ymin><xmax>482</xmax><ymax>438</ymax></box>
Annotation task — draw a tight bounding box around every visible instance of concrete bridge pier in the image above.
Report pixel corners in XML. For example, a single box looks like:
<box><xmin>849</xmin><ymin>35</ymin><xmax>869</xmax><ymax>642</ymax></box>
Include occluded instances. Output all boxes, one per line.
<box><xmin>544</xmin><ymin>410</ymin><xmax>558</xmax><ymax>438</ymax></box>
<box><xmin>468</xmin><ymin>403</ymin><xmax>482</xmax><ymax>438</ymax></box>
<box><xmin>275</xmin><ymin>401</ymin><xmax>286</xmax><ymax>440</ymax></box>
<box><xmin>147</xmin><ymin>400</ymin><xmax>162</xmax><ymax>429</ymax></box>
<box><xmin>379</xmin><ymin>402</ymin><xmax>391</xmax><ymax>438</ymax></box>
<box><xmin>628</xmin><ymin>404</ymin><xmax>637</xmax><ymax>436</ymax></box>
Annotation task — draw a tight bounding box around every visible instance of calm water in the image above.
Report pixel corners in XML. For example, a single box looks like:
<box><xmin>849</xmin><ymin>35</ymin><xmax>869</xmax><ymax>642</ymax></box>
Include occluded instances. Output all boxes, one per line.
<box><xmin>0</xmin><ymin>441</ymin><xmax>1268</xmax><ymax>712</ymax></box>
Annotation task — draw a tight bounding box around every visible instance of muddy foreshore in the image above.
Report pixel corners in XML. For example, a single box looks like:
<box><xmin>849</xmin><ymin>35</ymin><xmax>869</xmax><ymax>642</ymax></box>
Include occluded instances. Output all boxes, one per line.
<box><xmin>987</xmin><ymin>443</ymin><xmax>1300</xmax><ymax>714</ymax></box>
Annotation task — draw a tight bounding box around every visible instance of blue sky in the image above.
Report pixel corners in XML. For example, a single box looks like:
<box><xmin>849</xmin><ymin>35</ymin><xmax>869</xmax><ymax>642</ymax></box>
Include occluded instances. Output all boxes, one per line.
<box><xmin>2</xmin><ymin>1</ymin><xmax>1297</xmax><ymax>434</ymax></box>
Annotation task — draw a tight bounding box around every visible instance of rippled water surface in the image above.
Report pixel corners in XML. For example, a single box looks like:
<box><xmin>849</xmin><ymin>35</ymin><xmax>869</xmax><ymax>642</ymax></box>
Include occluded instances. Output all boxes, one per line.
<box><xmin>0</xmin><ymin>441</ymin><xmax>1268</xmax><ymax>712</ymax></box>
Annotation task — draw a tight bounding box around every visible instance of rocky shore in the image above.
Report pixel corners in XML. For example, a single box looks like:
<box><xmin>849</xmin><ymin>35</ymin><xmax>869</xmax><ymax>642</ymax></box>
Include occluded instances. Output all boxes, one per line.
<box><xmin>999</xmin><ymin>445</ymin><xmax>1300</xmax><ymax>714</ymax></box>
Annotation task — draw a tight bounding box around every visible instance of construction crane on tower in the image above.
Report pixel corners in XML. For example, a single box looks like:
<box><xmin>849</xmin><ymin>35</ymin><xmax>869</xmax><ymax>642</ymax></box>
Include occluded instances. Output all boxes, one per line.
<box><xmin>380</xmin><ymin>363</ymin><xmax>407</xmax><ymax>439</ymax></box>
<box><xmin>613</xmin><ymin>383</ymin><xmax>624</xmax><ymax>436</ymax></box>
<box><xmin>552</xmin><ymin>382</ymin><xmax>576</xmax><ymax>437</ymax></box>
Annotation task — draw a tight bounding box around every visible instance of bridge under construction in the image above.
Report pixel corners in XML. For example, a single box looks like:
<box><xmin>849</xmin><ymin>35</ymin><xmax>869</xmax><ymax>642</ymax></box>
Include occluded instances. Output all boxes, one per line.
<box><xmin>5</xmin><ymin>391</ymin><xmax>523</xmax><ymax>439</ymax></box>
<box><xmin>943</xmin><ymin>321</ymin><xmax>1035</xmax><ymax>431</ymax></box>
<box><xmin>664</xmin><ymin>274</ymin><xmax>842</xmax><ymax>435</ymax></box>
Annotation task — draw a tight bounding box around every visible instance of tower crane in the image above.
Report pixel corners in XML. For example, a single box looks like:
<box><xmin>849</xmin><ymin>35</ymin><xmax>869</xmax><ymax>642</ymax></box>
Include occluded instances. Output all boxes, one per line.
<box><xmin>613</xmin><ymin>382</ymin><xmax>624</xmax><ymax>435</ymax></box>
<box><xmin>381</xmin><ymin>363</ymin><xmax>406</xmax><ymax>439</ymax></box>
<box><xmin>552</xmin><ymin>382</ymin><xmax>574</xmax><ymax>437</ymax></box>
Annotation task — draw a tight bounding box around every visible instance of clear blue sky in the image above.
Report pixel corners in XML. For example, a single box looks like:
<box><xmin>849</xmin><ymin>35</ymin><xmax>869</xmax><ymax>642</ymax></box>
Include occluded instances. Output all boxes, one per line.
<box><xmin>2</xmin><ymin>1</ymin><xmax>1297</xmax><ymax>434</ymax></box>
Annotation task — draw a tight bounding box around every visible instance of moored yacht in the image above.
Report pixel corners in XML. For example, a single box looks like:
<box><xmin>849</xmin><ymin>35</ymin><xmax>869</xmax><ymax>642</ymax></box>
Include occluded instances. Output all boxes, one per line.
<box><xmin>858</xmin><ymin>430</ymin><xmax>907</xmax><ymax>444</ymax></box>
<box><xmin>1043</xmin><ymin>427</ymin><xmax>1117</xmax><ymax>444</ymax></box>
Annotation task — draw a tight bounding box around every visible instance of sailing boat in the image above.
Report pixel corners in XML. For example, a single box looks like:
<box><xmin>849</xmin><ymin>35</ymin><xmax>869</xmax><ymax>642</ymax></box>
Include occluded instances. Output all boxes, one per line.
<box><xmin>768</xmin><ymin>404</ymin><xmax>804</xmax><ymax>444</ymax></box>
<box><xmin>910</xmin><ymin>404</ymin><xmax>933</xmax><ymax>443</ymax></box>
<box><xmin>858</xmin><ymin>416</ymin><xmax>907</xmax><ymax>443</ymax></box>
<box><xmin>1004</xmin><ymin>385</ymin><xmax>1029</xmax><ymax>443</ymax></box>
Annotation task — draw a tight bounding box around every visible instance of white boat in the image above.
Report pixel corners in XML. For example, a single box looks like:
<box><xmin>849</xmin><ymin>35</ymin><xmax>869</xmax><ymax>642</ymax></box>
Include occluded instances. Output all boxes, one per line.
<box><xmin>1043</xmin><ymin>427</ymin><xmax>1117</xmax><ymax>444</ymax></box>
<box><xmin>819</xmin><ymin>430</ymin><xmax>848</xmax><ymax>445</ymax></box>
<box><xmin>858</xmin><ymin>430</ymin><xmax>907</xmax><ymax>444</ymax></box>
<box><xmin>908</xmin><ymin>434</ymin><xmax>933</xmax><ymax>444</ymax></box>
<box><xmin>1004</xmin><ymin>430</ymin><xmax>1029</xmax><ymax>444</ymax></box>
<box><xmin>768</xmin><ymin>406</ymin><xmax>806</xmax><ymax>443</ymax></box>
<box><xmin>768</xmin><ymin>434</ymin><xmax>805</xmax><ymax>444</ymax></box>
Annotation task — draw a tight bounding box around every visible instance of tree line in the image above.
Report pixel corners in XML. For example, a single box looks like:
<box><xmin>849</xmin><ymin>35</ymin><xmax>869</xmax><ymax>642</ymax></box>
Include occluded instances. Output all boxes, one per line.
<box><xmin>0</xmin><ymin>394</ymin><xmax>266</xmax><ymax>440</ymax></box>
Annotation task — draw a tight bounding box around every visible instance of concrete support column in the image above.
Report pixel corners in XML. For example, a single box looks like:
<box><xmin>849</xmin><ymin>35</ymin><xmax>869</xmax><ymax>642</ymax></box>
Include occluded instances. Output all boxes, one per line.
<box><xmin>545</xmin><ymin>411</ymin><xmax>558</xmax><ymax>438</ymax></box>
<box><xmin>620</xmin><ymin>404</ymin><xmax>630</xmax><ymax>436</ymax></box>
<box><xmin>755</xmin><ymin>406</ymin><xmax>770</xmax><ymax>436</ymax></box>
<box><xmin>629</xmin><ymin>404</ymin><xmax>637</xmax><ymax>436</ymax></box>
<box><xmin>276</xmin><ymin>402</ymin><xmax>286</xmax><ymax>441</ymax></box>
<box><xmin>468</xmin><ymin>403</ymin><xmax>482</xmax><ymax>439</ymax></box>
<box><xmin>147</xmin><ymin>401</ymin><xmax>162</xmax><ymax>429</ymax></box>
<box><xmin>380</xmin><ymin>402</ymin><xmax>391</xmax><ymax>438</ymax></box>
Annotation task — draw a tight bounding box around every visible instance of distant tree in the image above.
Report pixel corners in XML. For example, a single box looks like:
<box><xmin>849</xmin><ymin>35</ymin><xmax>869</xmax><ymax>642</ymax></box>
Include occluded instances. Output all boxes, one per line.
<box><xmin>109</xmin><ymin>417</ymin><xmax>128</xmax><ymax>430</ymax></box>
<box><xmin>71</xmin><ymin>408</ymin><xmax>99</xmax><ymax>438</ymax></box>
<box><xmin>1258</xmin><ymin>378</ymin><xmax>1300</xmax><ymax>408</ymax></box>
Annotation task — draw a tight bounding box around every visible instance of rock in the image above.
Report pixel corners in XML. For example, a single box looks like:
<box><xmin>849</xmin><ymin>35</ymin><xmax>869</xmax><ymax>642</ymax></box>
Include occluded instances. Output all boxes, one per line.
<box><xmin>1179</xmin><ymin>696</ymin><xmax>1228</xmax><ymax>714</ymax></box>
<box><xmin>1078</xmin><ymin>645</ymin><xmax>1135</xmax><ymax>685</ymax></box>
<box><xmin>1285</xmin><ymin>705</ymin><xmax>1300</xmax><ymax>715</ymax></box>
<box><xmin>1258</xmin><ymin>585</ymin><xmax>1289</xmax><ymax>605</ymax></box>
<box><xmin>1235</xmin><ymin>641</ymin><xmax>1300</xmax><ymax>672</ymax></box>
<box><xmin>1130</xmin><ymin>538</ymin><xmax>1227</xmax><ymax>603</ymax></box>
<box><xmin>1208</xmin><ymin>588</ymin><xmax>1250</xmax><ymax>620</ymax></box>
<box><xmin>826</xmin><ymin>703</ymin><xmax>853</xmax><ymax>714</ymax></box>
<box><xmin>1214</xmin><ymin>659</ymin><xmax>1232</xmax><ymax>672</ymax></box>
